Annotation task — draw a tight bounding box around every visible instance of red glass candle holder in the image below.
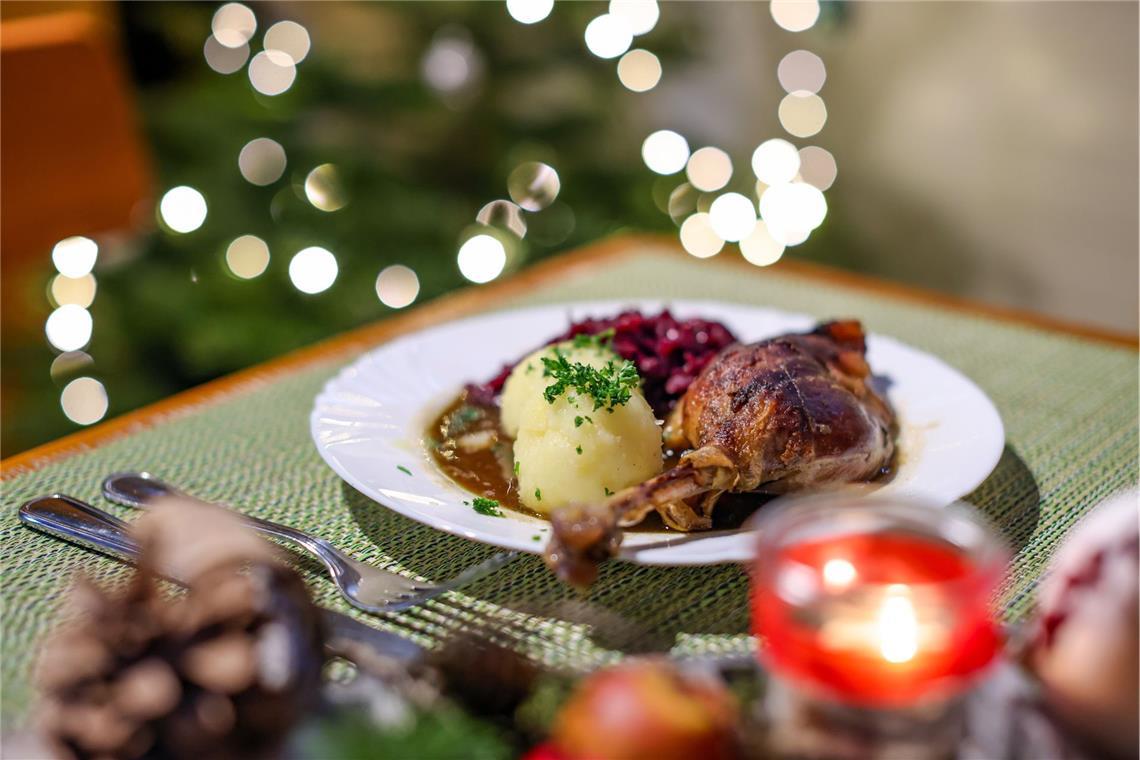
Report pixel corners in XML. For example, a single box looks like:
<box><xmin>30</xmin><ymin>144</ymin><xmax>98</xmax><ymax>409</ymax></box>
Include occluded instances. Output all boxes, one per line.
<box><xmin>750</xmin><ymin>493</ymin><xmax>1008</xmax><ymax>710</ymax></box>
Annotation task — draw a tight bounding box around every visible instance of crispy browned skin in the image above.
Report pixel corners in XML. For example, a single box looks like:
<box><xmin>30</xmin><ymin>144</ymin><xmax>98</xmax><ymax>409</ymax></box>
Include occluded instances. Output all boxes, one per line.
<box><xmin>680</xmin><ymin>319</ymin><xmax>894</xmax><ymax>491</ymax></box>
<box><xmin>544</xmin><ymin>320</ymin><xmax>896</xmax><ymax>585</ymax></box>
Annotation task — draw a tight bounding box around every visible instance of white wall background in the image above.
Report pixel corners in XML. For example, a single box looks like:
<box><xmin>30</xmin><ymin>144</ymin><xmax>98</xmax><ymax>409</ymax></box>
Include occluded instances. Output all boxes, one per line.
<box><xmin>631</xmin><ymin>1</ymin><xmax>1138</xmax><ymax>332</ymax></box>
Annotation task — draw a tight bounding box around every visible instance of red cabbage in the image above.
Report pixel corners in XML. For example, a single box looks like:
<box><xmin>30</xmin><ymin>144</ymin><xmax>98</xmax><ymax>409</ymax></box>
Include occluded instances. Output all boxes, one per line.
<box><xmin>468</xmin><ymin>309</ymin><xmax>737</xmax><ymax>416</ymax></box>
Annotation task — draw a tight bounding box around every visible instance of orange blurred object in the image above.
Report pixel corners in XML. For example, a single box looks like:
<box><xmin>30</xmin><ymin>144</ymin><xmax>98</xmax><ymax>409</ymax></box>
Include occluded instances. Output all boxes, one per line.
<box><xmin>1</xmin><ymin>3</ymin><xmax>152</xmax><ymax>448</ymax></box>
<box><xmin>1</xmin><ymin>4</ymin><xmax>152</xmax><ymax>302</ymax></box>
<box><xmin>551</xmin><ymin>658</ymin><xmax>740</xmax><ymax>760</ymax></box>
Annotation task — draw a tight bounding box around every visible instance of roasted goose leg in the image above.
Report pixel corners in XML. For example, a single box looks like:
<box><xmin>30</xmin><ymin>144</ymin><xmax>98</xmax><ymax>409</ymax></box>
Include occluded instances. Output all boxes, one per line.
<box><xmin>544</xmin><ymin>320</ymin><xmax>896</xmax><ymax>585</ymax></box>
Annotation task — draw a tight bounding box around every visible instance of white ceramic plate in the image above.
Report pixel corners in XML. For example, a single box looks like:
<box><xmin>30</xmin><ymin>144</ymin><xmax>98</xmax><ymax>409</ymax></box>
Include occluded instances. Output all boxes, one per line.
<box><xmin>311</xmin><ymin>300</ymin><xmax>1004</xmax><ymax>565</ymax></box>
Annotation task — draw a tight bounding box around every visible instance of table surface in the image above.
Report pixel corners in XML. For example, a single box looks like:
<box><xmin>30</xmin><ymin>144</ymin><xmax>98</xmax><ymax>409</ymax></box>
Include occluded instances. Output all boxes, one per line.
<box><xmin>3</xmin><ymin>235</ymin><xmax>1137</xmax><ymax>725</ymax></box>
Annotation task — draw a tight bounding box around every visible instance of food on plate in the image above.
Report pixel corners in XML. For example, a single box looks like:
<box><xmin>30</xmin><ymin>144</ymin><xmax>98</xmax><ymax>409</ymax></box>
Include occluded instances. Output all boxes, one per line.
<box><xmin>430</xmin><ymin>311</ymin><xmax>738</xmax><ymax>514</ymax></box>
<box><xmin>428</xmin><ymin>310</ymin><xmax>896</xmax><ymax>584</ymax></box>
<box><xmin>544</xmin><ymin>320</ymin><xmax>896</xmax><ymax>585</ymax></box>
<box><xmin>511</xmin><ymin>341</ymin><xmax>663</xmax><ymax>513</ymax></box>
<box><xmin>501</xmin><ymin>340</ymin><xmax>620</xmax><ymax>438</ymax></box>
<box><xmin>469</xmin><ymin>309</ymin><xmax>737</xmax><ymax>416</ymax></box>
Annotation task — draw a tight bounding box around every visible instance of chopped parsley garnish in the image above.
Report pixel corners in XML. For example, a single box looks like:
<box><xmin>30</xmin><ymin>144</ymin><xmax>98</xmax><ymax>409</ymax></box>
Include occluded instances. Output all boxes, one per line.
<box><xmin>574</xmin><ymin>416</ymin><xmax>585</xmax><ymax>428</ymax></box>
<box><xmin>472</xmin><ymin>497</ymin><xmax>502</xmax><ymax>517</ymax></box>
<box><xmin>534</xmin><ymin>488</ymin><xmax>542</xmax><ymax>501</ymax></box>
<box><xmin>604</xmin><ymin>487</ymin><xmax>613</xmax><ymax>496</ymax></box>
<box><xmin>397</xmin><ymin>465</ymin><xmax>412</xmax><ymax>476</ymax></box>
<box><xmin>541</xmin><ymin>349</ymin><xmax>639</xmax><ymax>411</ymax></box>
<box><xmin>532</xmin><ymin>535</ymin><xmax>542</xmax><ymax>542</ymax></box>
<box><xmin>513</xmin><ymin>460</ymin><xmax>520</xmax><ymax>476</ymax></box>
<box><xmin>575</xmin><ymin>445</ymin><xmax>583</xmax><ymax>455</ymax></box>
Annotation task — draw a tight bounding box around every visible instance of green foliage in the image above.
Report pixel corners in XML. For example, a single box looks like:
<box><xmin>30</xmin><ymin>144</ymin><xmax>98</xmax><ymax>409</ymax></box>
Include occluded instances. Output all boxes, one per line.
<box><xmin>5</xmin><ymin>1</ymin><xmax>677</xmax><ymax>454</ymax></box>
<box><xmin>295</xmin><ymin>704</ymin><xmax>513</xmax><ymax>760</ymax></box>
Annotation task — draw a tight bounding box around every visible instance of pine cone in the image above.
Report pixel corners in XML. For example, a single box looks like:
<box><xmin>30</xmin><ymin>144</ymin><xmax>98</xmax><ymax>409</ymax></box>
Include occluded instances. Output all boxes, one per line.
<box><xmin>37</xmin><ymin>497</ymin><xmax>325</xmax><ymax>760</ymax></box>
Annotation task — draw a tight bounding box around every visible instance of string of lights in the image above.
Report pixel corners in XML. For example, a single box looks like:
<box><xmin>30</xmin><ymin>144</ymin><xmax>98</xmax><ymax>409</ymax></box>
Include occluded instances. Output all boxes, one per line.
<box><xmin>479</xmin><ymin>0</ymin><xmax>837</xmax><ymax>269</ymax></box>
<box><xmin>40</xmin><ymin>0</ymin><xmax>837</xmax><ymax>429</ymax></box>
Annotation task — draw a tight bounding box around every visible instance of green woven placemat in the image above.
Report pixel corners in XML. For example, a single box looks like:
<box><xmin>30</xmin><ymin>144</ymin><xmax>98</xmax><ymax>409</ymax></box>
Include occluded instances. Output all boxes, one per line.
<box><xmin>3</xmin><ymin>245</ymin><xmax>1137</xmax><ymax>725</ymax></box>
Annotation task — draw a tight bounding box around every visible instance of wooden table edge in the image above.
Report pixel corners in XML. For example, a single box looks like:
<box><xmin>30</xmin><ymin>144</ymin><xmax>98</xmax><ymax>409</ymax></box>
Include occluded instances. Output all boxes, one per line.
<box><xmin>4</xmin><ymin>232</ymin><xmax>1135</xmax><ymax>477</ymax></box>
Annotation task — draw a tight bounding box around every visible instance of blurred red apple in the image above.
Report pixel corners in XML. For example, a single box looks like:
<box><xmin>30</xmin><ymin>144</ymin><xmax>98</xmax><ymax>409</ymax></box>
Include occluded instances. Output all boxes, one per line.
<box><xmin>551</xmin><ymin>658</ymin><xmax>739</xmax><ymax>760</ymax></box>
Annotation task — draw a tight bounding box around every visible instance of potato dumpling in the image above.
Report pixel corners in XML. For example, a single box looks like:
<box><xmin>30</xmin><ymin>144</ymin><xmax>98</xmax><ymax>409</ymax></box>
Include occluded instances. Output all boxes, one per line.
<box><xmin>500</xmin><ymin>341</ymin><xmax>616</xmax><ymax>439</ymax></box>
<box><xmin>513</xmin><ymin>387</ymin><xmax>662</xmax><ymax>515</ymax></box>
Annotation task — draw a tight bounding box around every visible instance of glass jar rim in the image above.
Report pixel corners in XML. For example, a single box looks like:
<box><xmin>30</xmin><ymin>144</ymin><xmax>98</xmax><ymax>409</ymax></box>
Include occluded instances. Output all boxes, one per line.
<box><xmin>748</xmin><ymin>490</ymin><xmax>1009</xmax><ymax>591</ymax></box>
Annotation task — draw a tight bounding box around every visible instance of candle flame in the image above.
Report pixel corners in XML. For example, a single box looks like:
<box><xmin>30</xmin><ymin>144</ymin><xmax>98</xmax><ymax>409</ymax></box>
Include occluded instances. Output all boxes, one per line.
<box><xmin>822</xmin><ymin>558</ymin><xmax>857</xmax><ymax>590</ymax></box>
<box><xmin>877</xmin><ymin>586</ymin><xmax>919</xmax><ymax>664</ymax></box>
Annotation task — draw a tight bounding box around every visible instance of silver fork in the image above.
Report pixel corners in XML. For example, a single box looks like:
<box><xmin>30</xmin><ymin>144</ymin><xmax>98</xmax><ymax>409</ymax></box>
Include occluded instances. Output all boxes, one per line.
<box><xmin>100</xmin><ymin>472</ymin><xmax>519</xmax><ymax>614</ymax></box>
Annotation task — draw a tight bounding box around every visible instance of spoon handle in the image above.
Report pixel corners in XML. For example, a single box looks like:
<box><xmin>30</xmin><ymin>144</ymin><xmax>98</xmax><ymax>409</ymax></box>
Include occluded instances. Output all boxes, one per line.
<box><xmin>19</xmin><ymin>494</ymin><xmax>139</xmax><ymax>561</ymax></box>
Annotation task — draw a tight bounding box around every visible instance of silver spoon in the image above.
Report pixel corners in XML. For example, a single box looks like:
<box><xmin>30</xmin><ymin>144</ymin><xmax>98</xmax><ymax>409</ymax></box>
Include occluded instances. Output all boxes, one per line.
<box><xmin>100</xmin><ymin>471</ymin><xmax>518</xmax><ymax>614</ymax></box>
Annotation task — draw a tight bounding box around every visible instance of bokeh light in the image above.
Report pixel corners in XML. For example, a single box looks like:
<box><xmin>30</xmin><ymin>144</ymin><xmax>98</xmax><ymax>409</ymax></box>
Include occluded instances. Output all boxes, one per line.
<box><xmin>739</xmin><ymin>221</ymin><xmax>786</xmax><ymax>266</ymax></box>
<box><xmin>584</xmin><ymin>14</ymin><xmax>633</xmax><ymax>59</ymax></box>
<box><xmin>668</xmin><ymin>183</ymin><xmax>699</xmax><ymax>224</ymax></box>
<box><xmin>238</xmin><ymin>137</ymin><xmax>286</xmax><ymax>186</ymax></box>
<box><xmin>264</xmin><ymin>20</ymin><xmax>311</xmax><ymax>63</ymax></box>
<box><xmin>708</xmin><ymin>192</ymin><xmax>757</xmax><ymax>242</ymax></box>
<box><xmin>477</xmin><ymin>200</ymin><xmax>527</xmax><ymax>238</ymax></box>
<box><xmin>51</xmin><ymin>236</ymin><xmax>98</xmax><ymax>277</ymax></box>
<box><xmin>457</xmin><ymin>234</ymin><xmax>507</xmax><ymax>283</ymax></box>
<box><xmin>159</xmin><ymin>186</ymin><xmax>207</xmax><ymax>233</ymax></box>
<box><xmin>679</xmin><ymin>213</ymin><xmax>724</xmax><ymax>258</ymax></box>
<box><xmin>225</xmin><ymin>235</ymin><xmax>271</xmax><ymax>279</ymax></box>
<box><xmin>60</xmin><ymin>377</ymin><xmax>108</xmax><ymax>426</ymax></box>
<box><xmin>642</xmin><ymin>130</ymin><xmax>689</xmax><ymax>175</ymax></box>
<box><xmin>508</xmin><ymin>162</ymin><xmax>560</xmax><ymax>211</ymax></box>
<box><xmin>212</xmin><ymin>3</ymin><xmax>257</xmax><ymax>48</ymax></box>
<box><xmin>686</xmin><ymin>147</ymin><xmax>732</xmax><ymax>192</ymax></box>
<box><xmin>248</xmin><ymin>50</ymin><xmax>296</xmax><ymax>96</ymax></box>
<box><xmin>304</xmin><ymin>164</ymin><xmax>348</xmax><ymax>212</ymax></box>
<box><xmin>506</xmin><ymin>0</ymin><xmax>554</xmax><ymax>24</ymax></box>
<box><xmin>49</xmin><ymin>351</ymin><xmax>93</xmax><ymax>382</ymax></box>
<box><xmin>45</xmin><ymin>305</ymin><xmax>93</xmax><ymax>352</ymax></box>
<box><xmin>422</xmin><ymin>35</ymin><xmax>481</xmax><ymax>94</ymax></box>
<box><xmin>759</xmin><ymin>181</ymin><xmax>827</xmax><ymax>246</ymax></box>
<box><xmin>751</xmin><ymin>138</ymin><xmax>801</xmax><ymax>186</ymax></box>
<box><xmin>203</xmin><ymin>36</ymin><xmax>249</xmax><ymax>75</ymax></box>
<box><xmin>50</xmin><ymin>274</ymin><xmax>97</xmax><ymax>308</ymax></box>
<box><xmin>617</xmin><ymin>49</ymin><xmax>661</xmax><ymax>92</ymax></box>
<box><xmin>797</xmin><ymin>145</ymin><xmax>838</xmax><ymax>190</ymax></box>
<box><xmin>288</xmin><ymin>246</ymin><xmax>338</xmax><ymax>294</ymax></box>
<box><xmin>375</xmin><ymin>265</ymin><xmax>420</xmax><ymax>308</ymax></box>
<box><xmin>778</xmin><ymin>50</ymin><xmax>826</xmax><ymax>94</ymax></box>
<box><xmin>608</xmin><ymin>0</ymin><xmax>660</xmax><ymax>36</ymax></box>
<box><xmin>770</xmin><ymin>0</ymin><xmax>820</xmax><ymax>32</ymax></box>
<box><xmin>779</xmin><ymin>91</ymin><xmax>827</xmax><ymax>138</ymax></box>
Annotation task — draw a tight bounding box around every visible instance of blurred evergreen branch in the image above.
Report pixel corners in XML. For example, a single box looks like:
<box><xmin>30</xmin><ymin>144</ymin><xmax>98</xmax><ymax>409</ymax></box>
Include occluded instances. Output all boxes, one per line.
<box><xmin>6</xmin><ymin>1</ymin><xmax>679</xmax><ymax>454</ymax></box>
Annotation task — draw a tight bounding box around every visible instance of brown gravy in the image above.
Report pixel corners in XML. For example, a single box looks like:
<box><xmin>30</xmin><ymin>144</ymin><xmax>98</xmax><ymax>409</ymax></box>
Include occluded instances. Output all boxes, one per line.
<box><xmin>427</xmin><ymin>395</ymin><xmax>523</xmax><ymax>510</ymax></box>
<box><xmin>426</xmin><ymin>393</ymin><xmax>762</xmax><ymax>530</ymax></box>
